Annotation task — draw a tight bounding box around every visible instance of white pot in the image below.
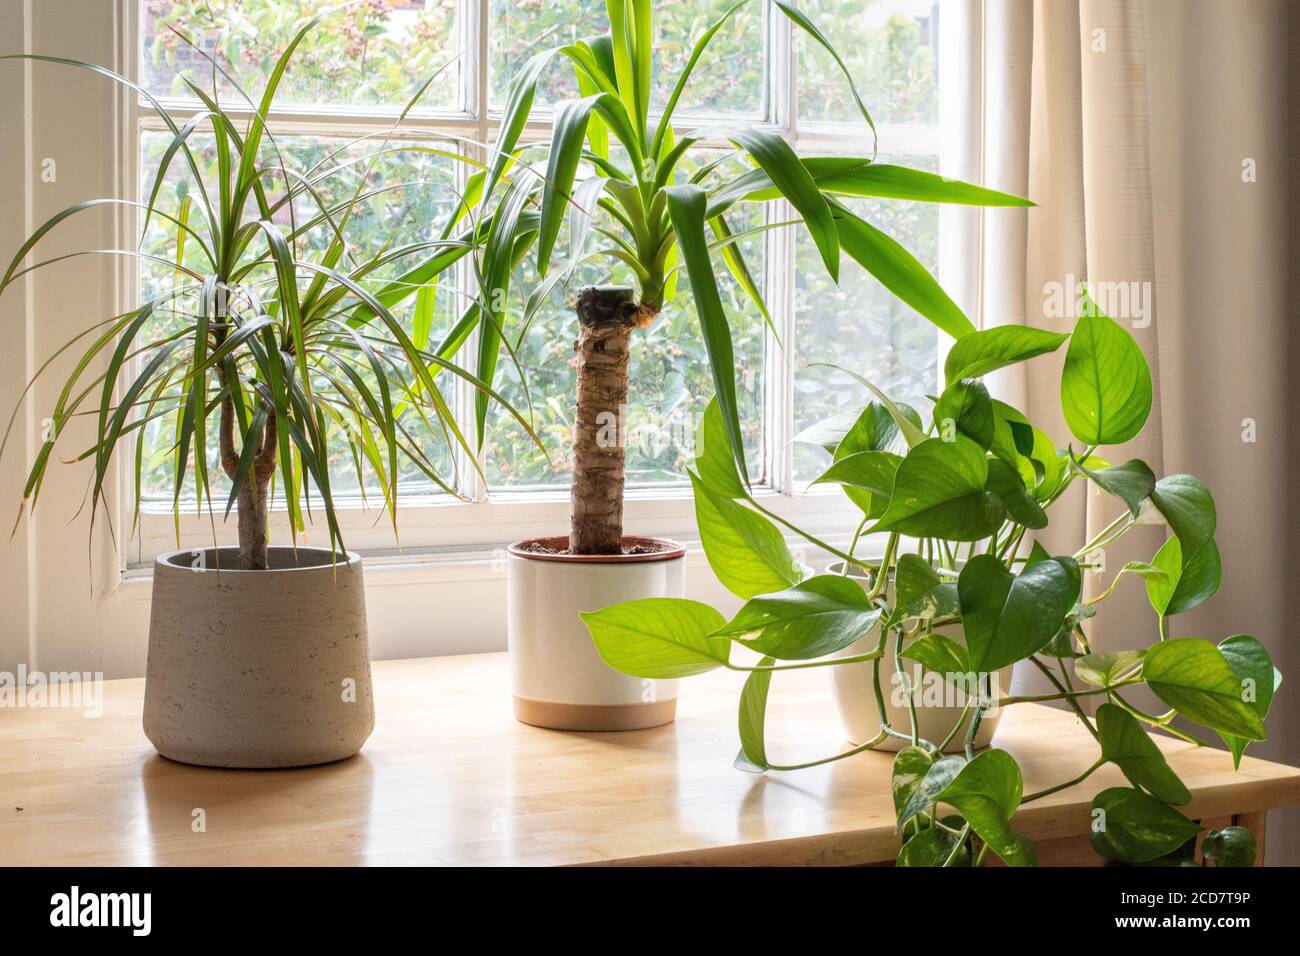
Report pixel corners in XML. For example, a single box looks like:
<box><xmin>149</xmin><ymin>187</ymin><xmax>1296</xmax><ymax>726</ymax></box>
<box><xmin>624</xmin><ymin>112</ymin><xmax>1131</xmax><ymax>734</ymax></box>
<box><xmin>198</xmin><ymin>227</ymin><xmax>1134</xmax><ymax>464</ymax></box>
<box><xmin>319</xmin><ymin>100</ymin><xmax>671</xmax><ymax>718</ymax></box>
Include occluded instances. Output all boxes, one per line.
<box><xmin>507</xmin><ymin>535</ymin><xmax>684</xmax><ymax>731</ymax></box>
<box><xmin>143</xmin><ymin>546</ymin><xmax>375</xmax><ymax>768</ymax></box>
<box><xmin>825</xmin><ymin>561</ymin><xmax>1011</xmax><ymax>753</ymax></box>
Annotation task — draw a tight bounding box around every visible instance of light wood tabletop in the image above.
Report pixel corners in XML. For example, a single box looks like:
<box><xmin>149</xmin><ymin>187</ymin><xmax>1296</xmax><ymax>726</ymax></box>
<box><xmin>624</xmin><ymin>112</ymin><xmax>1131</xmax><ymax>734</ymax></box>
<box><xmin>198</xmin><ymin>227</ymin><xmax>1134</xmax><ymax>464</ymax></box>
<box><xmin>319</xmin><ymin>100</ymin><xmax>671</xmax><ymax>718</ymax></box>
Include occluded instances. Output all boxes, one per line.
<box><xmin>2</xmin><ymin>652</ymin><xmax>1299</xmax><ymax>866</ymax></box>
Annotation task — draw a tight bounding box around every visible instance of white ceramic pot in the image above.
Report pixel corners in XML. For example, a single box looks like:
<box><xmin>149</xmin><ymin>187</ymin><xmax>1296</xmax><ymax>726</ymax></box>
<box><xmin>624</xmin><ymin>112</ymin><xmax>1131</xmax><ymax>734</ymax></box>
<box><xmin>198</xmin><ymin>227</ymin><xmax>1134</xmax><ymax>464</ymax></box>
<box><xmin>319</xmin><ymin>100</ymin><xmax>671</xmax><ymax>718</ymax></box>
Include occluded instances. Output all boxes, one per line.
<box><xmin>507</xmin><ymin>535</ymin><xmax>684</xmax><ymax>731</ymax></box>
<box><xmin>143</xmin><ymin>546</ymin><xmax>375</xmax><ymax>768</ymax></box>
<box><xmin>825</xmin><ymin>562</ymin><xmax>1011</xmax><ymax>753</ymax></box>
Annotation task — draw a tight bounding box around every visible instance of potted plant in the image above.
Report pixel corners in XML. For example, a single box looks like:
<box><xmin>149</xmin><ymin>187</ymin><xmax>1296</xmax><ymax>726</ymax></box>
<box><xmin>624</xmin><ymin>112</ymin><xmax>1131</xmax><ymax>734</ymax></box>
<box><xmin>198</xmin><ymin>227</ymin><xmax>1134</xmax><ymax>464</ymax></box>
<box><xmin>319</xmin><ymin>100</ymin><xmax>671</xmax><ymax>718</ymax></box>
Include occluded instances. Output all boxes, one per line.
<box><xmin>469</xmin><ymin>0</ymin><xmax>1030</xmax><ymax>730</ymax></box>
<box><xmin>0</xmin><ymin>22</ymin><xmax>531</xmax><ymax>767</ymax></box>
<box><xmin>584</xmin><ymin>293</ymin><xmax>1283</xmax><ymax>866</ymax></box>
<box><xmin>820</xmin><ymin>559</ymin><xmax>1011</xmax><ymax>753</ymax></box>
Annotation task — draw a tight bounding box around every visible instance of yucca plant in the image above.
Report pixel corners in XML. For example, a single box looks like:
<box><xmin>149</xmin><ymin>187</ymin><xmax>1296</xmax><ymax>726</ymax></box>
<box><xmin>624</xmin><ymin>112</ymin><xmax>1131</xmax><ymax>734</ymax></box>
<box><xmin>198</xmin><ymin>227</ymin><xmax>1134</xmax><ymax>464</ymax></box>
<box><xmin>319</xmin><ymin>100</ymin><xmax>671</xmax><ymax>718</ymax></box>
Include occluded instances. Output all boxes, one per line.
<box><xmin>456</xmin><ymin>0</ymin><xmax>1031</xmax><ymax>553</ymax></box>
<box><xmin>0</xmin><ymin>19</ymin><xmax>533</xmax><ymax>570</ymax></box>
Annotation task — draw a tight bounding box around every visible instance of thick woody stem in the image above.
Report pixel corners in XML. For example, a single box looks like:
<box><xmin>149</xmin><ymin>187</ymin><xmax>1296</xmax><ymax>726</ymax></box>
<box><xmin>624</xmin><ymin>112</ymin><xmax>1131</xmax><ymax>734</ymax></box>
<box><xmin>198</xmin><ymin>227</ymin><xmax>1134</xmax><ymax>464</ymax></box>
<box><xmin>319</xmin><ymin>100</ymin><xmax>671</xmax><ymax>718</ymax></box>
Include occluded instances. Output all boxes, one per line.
<box><xmin>236</xmin><ymin>479</ymin><xmax>269</xmax><ymax>571</ymax></box>
<box><xmin>569</xmin><ymin>286</ymin><xmax>639</xmax><ymax>555</ymax></box>
<box><xmin>219</xmin><ymin>392</ymin><xmax>240</xmax><ymax>481</ymax></box>
<box><xmin>218</xmin><ymin>381</ymin><xmax>277</xmax><ymax>571</ymax></box>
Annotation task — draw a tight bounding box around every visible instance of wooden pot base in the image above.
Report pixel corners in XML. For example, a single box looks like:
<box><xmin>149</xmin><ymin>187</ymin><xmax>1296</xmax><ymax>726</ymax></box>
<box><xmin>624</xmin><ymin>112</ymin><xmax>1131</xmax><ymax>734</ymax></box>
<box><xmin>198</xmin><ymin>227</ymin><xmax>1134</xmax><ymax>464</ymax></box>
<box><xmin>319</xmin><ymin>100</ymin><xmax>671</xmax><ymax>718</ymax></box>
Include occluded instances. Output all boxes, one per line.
<box><xmin>513</xmin><ymin>695</ymin><xmax>677</xmax><ymax>732</ymax></box>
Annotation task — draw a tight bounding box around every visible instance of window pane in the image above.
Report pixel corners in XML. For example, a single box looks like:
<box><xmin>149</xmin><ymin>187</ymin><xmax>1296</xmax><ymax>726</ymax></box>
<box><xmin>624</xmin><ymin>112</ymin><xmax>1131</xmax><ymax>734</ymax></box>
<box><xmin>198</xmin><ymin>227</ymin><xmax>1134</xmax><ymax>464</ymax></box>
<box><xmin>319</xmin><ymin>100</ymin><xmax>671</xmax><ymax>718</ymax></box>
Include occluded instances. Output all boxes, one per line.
<box><xmin>792</xmin><ymin>155</ymin><xmax>939</xmax><ymax>481</ymax></box>
<box><xmin>489</xmin><ymin>0</ymin><xmax>765</xmax><ymax>116</ymax></box>
<box><xmin>136</xmin><ymin>131</ymin><xmax>464</xmax><ymax>505</ymax></box>
<box><xmin>796</xmin><ymin>0</ymin><xmax>938</xmax><ymax>125</ymax></box>
<box><xmin>140</xmin><ymin>0</ymin><xmax>461</xmax><ymax>111</ymax></box>
<box><xmin>483</xmin><ymin>156</ymin><xmax>766</xmax><ymax>491</ymax></box>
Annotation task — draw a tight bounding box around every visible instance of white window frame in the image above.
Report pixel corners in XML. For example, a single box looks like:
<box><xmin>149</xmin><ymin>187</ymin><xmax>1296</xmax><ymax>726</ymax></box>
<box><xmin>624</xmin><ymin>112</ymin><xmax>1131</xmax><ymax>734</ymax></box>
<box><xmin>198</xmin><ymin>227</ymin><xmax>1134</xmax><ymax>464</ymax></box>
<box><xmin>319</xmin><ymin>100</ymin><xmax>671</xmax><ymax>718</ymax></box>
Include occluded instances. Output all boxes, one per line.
<box><xmin>119</xmin><ymin>0</ymin><xmax>952</xmax><ymax>568</ymax></box>
<box><xmin>5</xmin><ymin>0</ymin><xmax>982</xmax><ymax>670</ymax></box>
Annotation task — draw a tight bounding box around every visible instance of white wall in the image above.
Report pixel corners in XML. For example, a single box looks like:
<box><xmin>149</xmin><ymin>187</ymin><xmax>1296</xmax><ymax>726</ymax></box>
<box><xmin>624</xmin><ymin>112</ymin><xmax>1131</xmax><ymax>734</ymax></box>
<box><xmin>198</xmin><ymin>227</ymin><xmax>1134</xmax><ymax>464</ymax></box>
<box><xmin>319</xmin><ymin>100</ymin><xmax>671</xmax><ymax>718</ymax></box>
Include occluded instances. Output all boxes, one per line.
<box><xmin>0</xmin><ymin>0</ymin><xmax>32</xmax><ymax>671</ymax></box>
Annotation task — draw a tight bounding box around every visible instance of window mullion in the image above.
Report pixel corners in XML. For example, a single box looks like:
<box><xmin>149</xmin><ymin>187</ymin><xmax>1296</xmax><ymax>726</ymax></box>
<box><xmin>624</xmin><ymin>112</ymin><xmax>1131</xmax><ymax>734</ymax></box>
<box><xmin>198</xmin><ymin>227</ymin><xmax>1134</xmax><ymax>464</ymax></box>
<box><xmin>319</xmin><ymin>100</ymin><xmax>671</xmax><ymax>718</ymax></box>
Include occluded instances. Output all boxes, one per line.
<box><xmin>768</xmin><ymin>0</ymin><xmax>793</xmax><ymax>133</ymax></box>
<box><xmin>764</xmin><ymin>6</ymin><xmax>795</xmax><ymax>495</ymax></box>
<box><xmin>763</xmin><ymin>196</ymin><xmax>797</xmax><ymax>496</ymax></box>
<box><xmin>474</xmin><ymin>0</ymin><xmax>489</xmax><ymax>124</ymax></box>
<box><xmin>463</xmin><ymin>0</ymin><xmax>491</xmax><ymax>505</ymax></box>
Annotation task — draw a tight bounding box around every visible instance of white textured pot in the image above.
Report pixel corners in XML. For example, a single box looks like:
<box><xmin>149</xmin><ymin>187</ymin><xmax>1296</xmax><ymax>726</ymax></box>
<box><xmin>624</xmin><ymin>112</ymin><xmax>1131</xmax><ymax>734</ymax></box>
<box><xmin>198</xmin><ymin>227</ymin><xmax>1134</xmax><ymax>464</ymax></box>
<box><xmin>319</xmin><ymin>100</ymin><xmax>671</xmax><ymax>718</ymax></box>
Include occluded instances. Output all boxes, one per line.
<box><xmin>143</xmin><ymin>546</ymin><xmax>375</xmax><ymax>768</ymax></box>
<box><xmin>507</xmin><ymin>535</ymin><xmax>684</xmax><ymax>731</ymax></box>
<box><xmin>825</xmin><ymin>562</ymin><xmax>1011</xmax><ymax>753</ymax></box>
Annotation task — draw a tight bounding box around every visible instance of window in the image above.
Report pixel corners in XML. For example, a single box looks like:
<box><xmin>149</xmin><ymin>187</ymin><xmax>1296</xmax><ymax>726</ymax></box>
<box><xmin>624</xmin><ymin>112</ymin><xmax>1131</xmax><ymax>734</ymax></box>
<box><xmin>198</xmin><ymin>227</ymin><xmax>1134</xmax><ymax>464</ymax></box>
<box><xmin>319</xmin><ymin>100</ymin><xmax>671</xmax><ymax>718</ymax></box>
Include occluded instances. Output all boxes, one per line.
<box><xmin>131</xmin><ymin>0</ymin><xmax>951</xmax><ymax>558</ymax></box>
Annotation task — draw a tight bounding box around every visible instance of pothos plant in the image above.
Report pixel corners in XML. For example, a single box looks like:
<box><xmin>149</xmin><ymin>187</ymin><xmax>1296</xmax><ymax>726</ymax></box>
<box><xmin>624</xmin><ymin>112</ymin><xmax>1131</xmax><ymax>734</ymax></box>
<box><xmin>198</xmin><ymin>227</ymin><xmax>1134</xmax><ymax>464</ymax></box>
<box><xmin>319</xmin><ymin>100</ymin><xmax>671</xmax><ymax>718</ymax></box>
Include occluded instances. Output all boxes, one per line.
<box><xmin>0</xmin><ymin>19</ymin><xmax>535</xmax><ymax>569</ymax></box>
<box><xmin>459</xmin><ymin>0</ymin><xmax>1028</xmax><ymax>553</ymax></box>
<box><xmin>583</xmin><ymin>293</ymin><xmax>1281</xmax><ymax>867</ymax></box>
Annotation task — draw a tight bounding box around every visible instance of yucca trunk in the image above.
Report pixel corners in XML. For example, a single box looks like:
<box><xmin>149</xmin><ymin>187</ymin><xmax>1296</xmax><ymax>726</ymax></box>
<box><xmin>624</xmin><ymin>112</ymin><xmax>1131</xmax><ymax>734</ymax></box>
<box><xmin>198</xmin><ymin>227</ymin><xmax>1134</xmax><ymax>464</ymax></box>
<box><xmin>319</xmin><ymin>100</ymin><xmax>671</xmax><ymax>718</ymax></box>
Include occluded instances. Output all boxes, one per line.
<box><xmin>568</xmin><ymin>286</ymin><xmax>642</xmax><ymax>555</ymax></box>
<box><xmin>219</xmin><ymin>380</ymin><xmax>278</xmax><ymax>571</ymax></box>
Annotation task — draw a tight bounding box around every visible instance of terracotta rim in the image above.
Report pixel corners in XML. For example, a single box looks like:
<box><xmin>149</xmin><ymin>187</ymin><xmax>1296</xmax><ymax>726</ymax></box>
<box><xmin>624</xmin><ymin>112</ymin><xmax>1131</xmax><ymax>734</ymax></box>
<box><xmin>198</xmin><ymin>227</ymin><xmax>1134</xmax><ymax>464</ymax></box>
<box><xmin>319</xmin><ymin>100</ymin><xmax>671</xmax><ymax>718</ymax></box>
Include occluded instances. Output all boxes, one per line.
<box><xmin>508</xmin><ymin>534</ymin><xmax>685</xmax><ymax>564</ymax></box>
<box><xmin>155</xmin><ymin>545</ymin><xmax>362</xmax><ymax>574</ymax></box>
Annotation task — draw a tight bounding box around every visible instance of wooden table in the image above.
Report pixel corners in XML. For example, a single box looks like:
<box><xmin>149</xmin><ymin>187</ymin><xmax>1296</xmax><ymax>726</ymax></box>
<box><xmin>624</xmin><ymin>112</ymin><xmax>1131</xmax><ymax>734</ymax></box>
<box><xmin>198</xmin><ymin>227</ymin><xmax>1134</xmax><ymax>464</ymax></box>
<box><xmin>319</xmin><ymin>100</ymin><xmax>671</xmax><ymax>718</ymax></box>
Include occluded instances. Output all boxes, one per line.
<box><xmin>2</xmin><ymin>652</ymin><xmax>1298</xmax><ymax>866</ymax></box>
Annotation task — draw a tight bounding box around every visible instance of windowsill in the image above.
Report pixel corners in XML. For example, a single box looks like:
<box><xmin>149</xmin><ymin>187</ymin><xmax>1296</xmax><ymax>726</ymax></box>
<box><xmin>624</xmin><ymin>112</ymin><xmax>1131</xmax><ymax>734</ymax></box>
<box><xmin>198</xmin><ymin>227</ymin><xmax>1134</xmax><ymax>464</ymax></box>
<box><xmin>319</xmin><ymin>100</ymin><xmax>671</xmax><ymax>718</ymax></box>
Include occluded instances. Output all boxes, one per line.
<box><xmin>121</xmin><ymin>527</ymin><xmax>889</xmax><ymax>582</ymax></box>
<box><xmin>126</xmin><ymin>484</ymin><xmax>857</xmax><ymax>569</ymax></box>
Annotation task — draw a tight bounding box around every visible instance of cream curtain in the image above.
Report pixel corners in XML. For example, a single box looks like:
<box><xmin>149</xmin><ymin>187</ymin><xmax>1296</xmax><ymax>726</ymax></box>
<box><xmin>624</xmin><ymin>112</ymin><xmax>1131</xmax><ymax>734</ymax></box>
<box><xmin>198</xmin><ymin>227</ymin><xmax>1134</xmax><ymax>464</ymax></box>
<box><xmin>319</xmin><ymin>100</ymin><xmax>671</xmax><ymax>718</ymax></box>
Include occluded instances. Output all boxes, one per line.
<box><xmin>947</xmin><ymin>0</ymin><xmax>1298</xmax><ymax>863</ymax></box>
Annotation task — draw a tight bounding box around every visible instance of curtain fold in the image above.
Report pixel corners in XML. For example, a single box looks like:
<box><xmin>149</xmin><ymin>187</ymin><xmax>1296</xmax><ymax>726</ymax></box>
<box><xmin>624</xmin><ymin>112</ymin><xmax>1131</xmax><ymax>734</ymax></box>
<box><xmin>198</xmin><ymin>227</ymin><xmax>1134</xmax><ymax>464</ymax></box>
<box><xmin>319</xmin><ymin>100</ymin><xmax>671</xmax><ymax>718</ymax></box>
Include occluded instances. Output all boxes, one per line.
<box><xmin>963</xmin><ymin>0</ymin><xmax>1297</xmax><ymax>863</ymax></box>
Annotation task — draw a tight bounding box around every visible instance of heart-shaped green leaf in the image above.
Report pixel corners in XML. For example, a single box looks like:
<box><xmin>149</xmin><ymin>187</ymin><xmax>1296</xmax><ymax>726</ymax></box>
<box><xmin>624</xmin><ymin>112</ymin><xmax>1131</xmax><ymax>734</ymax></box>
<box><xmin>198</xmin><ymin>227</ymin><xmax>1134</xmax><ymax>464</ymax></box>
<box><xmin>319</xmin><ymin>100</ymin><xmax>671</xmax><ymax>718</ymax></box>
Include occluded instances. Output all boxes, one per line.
<box><xmin>900</xmin><ymin>632</ymin><xmax>972</xmax><ymax>685</ymax></box>
<box><xmin>1075</xmin><ymin>649</ymin><xmax>1145</xmax><ymax>687</ymax></box>
<box><xmin>1202</xmin><ymin>826</ymin><xmax>1257</xmax><ymax>867</ymax></box>
<box><xmin>711</xmin><ymin>575</ymin><xmax>882</xmax><ymax>661</ymax></box>
<box><xmin>871</xmin><ymin>437</ymin><xmax>1004</xmax><ymax>541</ymax></box>
<box><xmin>898</xmin><ymin>755</ymin><xmax>966</xmax><ymax>828</ymax></box>
<box><xmin>887</xmin><ymin>553</ymin><xmax>960</xmax><ymax>627</ymax></box>
<box><xmin>1090</xmin><ymin>787</ymin><xmax>1200</xmax><ymax>863</ymax></box>
<box><xmin>1026</xmin><ymin>427</ymin><xmax>1069</xmax><ymax>502</ymax></box>
<box><xmin>944</xmin><ymin>325</ymin><xmax>1069</xmax><ymax>384</ymax></box>
<box><xmin>985</xmin><ymin>458</ymin><xmax>1048</xmax><ymax>529</ymax></box>
<box><xmin>1216</xmin><ymin>635</ymin><xmax>1279</xmax><ymax>768</ymax></box>
<box><xmin>1024</xmin><ymin>540</ymin><xmax>1052</xmax><ymax>567</ymax></box>
<box><xmin>1148</xmin><ymin>475</ymin><xmax>1216</xmax><ymax>561</ymax></box>
<box><xmin>1097</xmin><ymin>703</ymin><xmax>1191</xmax><ymax>805</ymax></box>
<box><xmin>835</xmin><ymin>401</ymin><xmax>921</xmax><ymax>458</ymax></box>
<box><xmin>694</xmin><ymin>398</ymin><xmax>745</xmax><ymax>499</ymax></box>
<box><xmin>936</xmin><ymin>749</ymin><xmax>1035</xmax><ymax>866</ymax></box>
<box><xmin>933</xmin><ymin>378</ymin><xmax>994</xmax><ymax>448</ymax></box>
<box><xmin>897</xmin><ymin>824</ymin><xmax>971</xmax><ymax>867</ymax></box>
<box><xmin>958</xmin><ymin>554</ymin><xmax>1079</xmax><ymax>672</ymax></box>
<box><xmin>1060</xmin><ymin>304</ymin><xmax>1152</xmax><ymax>446</ymax></box>
<box><xmin>1074</xmin><ymin>456</ymin><xmax>1156</xmax><ymax>517</ymax></box>
<box><xmin>1143</xmin><ymin>638</ymin><xmax>1268</xmax><ymax>740</ymax></box>
<box><xmin>1146</xmin><ymin>535</ymin><xmax>1221</xmax><ymax>617</ymax></box>
<box><xmin>987</xmin><ymin>400</ymin><xmax>1036</xmax><ymax>478</ymax></box>
<box><xmin>690</xmin><ymin>470</ymin><xmax>803</xmax><ymax>599</ymax></box>
<box><xmin>795</xmin><ymin>401</ymin><xmax>921</xmax><ymax>459</ymax></box>
<box><xmin>892</xmin><ymin>746</ymin><xmax>934</xmax><ymax>821</ymax></box>
<box><xmin>736</xmin><ymin>656</ymin><xmax>774</xmax><ymax>772</ymax></box>
<box><xmin>817</xmin><ymin>365</ymin><xmax>928</xmax><ymax>448</ymax></box>
<box><xmin>582</xmin><ymin>598</ymin><xmax>730</xmax><ymax>679</ymax></box>
<box><xmin>813</xmin><ymin>450</ymin><xmax>901</xmax><ymax>519</ymax></box>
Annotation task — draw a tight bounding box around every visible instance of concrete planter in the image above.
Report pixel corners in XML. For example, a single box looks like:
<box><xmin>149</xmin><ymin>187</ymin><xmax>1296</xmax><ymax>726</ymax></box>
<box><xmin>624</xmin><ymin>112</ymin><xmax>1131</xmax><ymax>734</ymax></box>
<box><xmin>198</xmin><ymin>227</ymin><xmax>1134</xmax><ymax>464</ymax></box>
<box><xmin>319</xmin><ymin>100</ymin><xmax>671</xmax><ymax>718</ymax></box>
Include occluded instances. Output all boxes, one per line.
<box><xmin>507</xmin><ymin>535</ymin><xmax>685</xmax><ymax>731</ymax></box>
<box><xmin>143</xmin><ymin>546</ymin><xmax>374</xmax><ymax>768</ymax></box>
